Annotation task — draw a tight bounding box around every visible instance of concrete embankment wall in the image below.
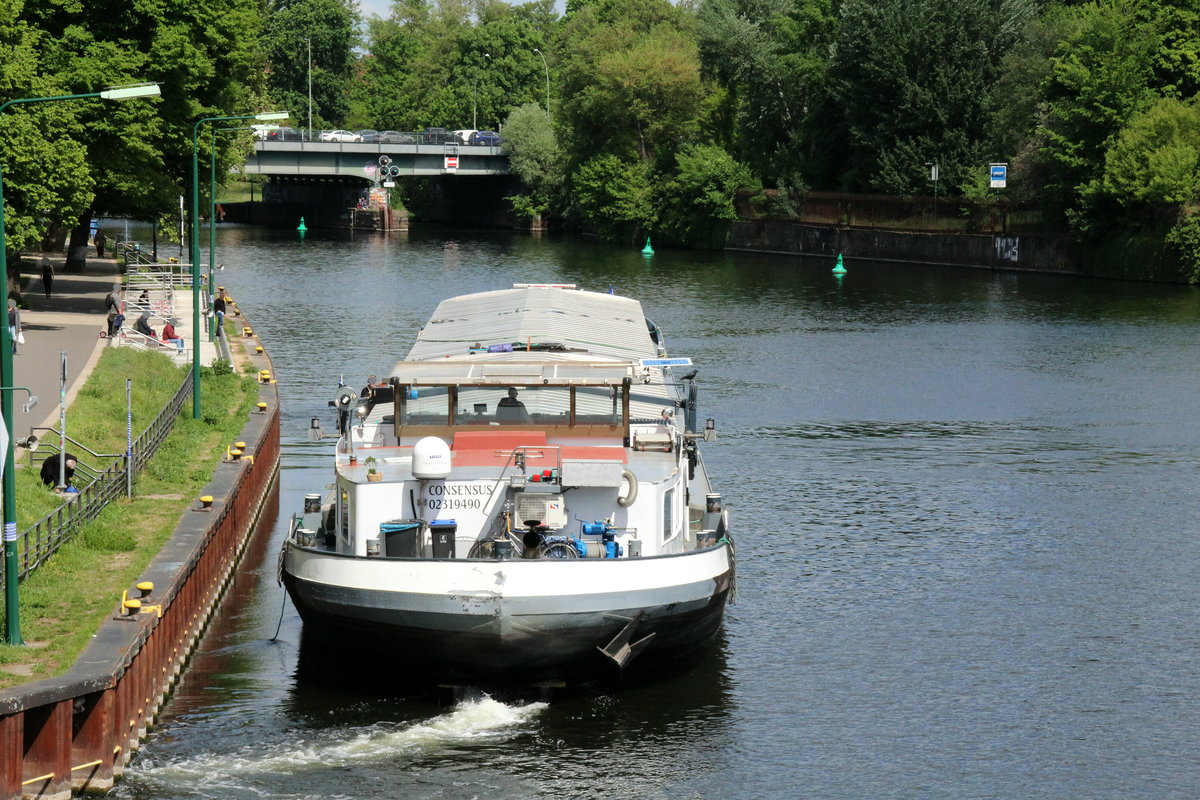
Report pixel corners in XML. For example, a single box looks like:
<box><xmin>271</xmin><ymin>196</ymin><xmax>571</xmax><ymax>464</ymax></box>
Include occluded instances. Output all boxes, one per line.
<box><xmin>727</xmin><ymin>220</ymin><xmax>1082</xmax><ymax>275</ymax></box>
<box><xmin>0</xmin><ymin>310</ymin><xmax>281</xmax><ymax>800</ymax></box>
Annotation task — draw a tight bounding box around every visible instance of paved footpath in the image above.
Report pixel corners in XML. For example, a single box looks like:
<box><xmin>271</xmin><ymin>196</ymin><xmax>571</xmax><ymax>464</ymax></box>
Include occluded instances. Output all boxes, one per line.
<box><xmin>8</xmin><ymin>249</ymin><xmax>217</xmax><ymax>448</ymax></box>
<box><xmin>10</xmin><ymin>252</ymin><xmax>117</xmax><ymax>443</ymax></box>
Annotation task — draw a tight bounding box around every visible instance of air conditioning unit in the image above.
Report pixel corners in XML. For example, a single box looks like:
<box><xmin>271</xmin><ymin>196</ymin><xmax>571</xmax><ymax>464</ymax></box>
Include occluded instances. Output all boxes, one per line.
<box><xmin>516</xmin><ymin>494</ymin><xmax>567</xmax><ymax>529</ymax></box>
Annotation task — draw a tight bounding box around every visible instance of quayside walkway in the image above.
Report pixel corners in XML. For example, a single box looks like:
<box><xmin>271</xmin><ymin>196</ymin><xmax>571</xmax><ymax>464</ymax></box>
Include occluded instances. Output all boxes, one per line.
<box><xmin>11</xmin><ymin>249</ymin><xmax>222</xmax><ymax>443</ymax></box>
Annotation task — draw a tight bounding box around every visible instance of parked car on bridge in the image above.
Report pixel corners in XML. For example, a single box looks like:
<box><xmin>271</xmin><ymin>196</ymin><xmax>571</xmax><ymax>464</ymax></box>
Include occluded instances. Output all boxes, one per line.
<box><xmin>470</xmin><ymin>130</ymin><xmax>501</xmax><ymax>146</ymax></box>
<box><xmin>452</xmin><ymin>129</ymin><xmax>477</xmax><ymax>145</ymax></box>
<box><xmin>421</xmin><ymin>127</ymin><xmax>451</xmax><ymax>144</ymax></box>
<box><xmin>320</xmin><ymin>129</ymin><xmax>362</xmax><ymax>143</ymax></box>
<box><xmin>267</xmin><ymin>127</ymin><xmax>303</xmax><ymax>142</ymax></box>
<box><xmin>379</xmin><ymin>131</ymin><xmax>416</xmax><ymax>144</ymax></box>
<box><xmin>358</xmin><ymin>130</ymin><xmax>380</xmax><ymax>143</ymax></box>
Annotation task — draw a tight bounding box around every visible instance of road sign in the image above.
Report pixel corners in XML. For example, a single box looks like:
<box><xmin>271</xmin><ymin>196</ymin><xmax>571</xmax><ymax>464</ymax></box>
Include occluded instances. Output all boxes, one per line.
<box><xmin>444</xmin><ymin>155</ymin><xmax>459</xmax><ymax>170</ymax></box>
<box><xmin>990</xmin><ymin>163</ymin><xmax>1007</xmax><ymax>189</ymax></box>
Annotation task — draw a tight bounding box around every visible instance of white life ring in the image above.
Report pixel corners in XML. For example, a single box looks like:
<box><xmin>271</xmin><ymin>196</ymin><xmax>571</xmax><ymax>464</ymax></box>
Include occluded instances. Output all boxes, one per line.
<box><xmin>617</xmin><ymin>469</ymin><xmax>638</xmax><ymax>507</ymax></box>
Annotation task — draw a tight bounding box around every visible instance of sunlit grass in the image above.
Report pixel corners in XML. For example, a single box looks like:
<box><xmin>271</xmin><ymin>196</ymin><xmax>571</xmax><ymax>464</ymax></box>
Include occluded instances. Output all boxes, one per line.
<box><xmin>0</xmin><ymin>348</ymin><xmax>258</xmax><ymax>689</ymax></box>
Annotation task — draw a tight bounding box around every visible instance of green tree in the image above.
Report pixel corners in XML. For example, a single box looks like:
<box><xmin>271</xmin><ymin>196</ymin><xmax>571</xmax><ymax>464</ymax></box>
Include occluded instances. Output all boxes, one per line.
<box><xmin>7</xmin><ymin>0</ymin><xmax>262</xmax><ymax>268</ymax></box>
<box><xmin>1039</xmin><ymin>0</ymin><xmax>1200</xmax><ymax>230</ymax></box>
<box><xmin>654</xmin><ymin>144</ymin><xmax>752</xmax><ymax>248</ymax></box>
<box><xmin>13</xmin><ymin>0</ymin><xmax>267</xmax><ymax>267</ymax></box>
<box><xmin>827</xmin><ymin>0</ymin><xmax>1036</xmax><ymax>194</ymax></box>
<box><xmin>0</xmin><ymin>0</ymin><xmax>95</xmax><ymax>269</ymax></box>
<box><xmin>557</xmin><ymin>0</ymin><xmax>706</xmax><ymax>237</ymax></box>
<box><xmin>502</xmin><ymin>102</ymin><xmax>562</xmax><ymax>220</ymax></box>
<box><xmin>572</xmin><ymin>153</ymin><xmax>654</xmax><ymax>241</ymax></box>
<box><xmin>1103</xmin><ymin>95</ymin><xmax>1200</xmax><ymax>205</ymax></box>
<box><xmin>697</xmin><ymin>0</ymin><xmax>836</xmax><ymax>188</ymax></box>
<box><xmin>559</xmin><ymin>0</ymin><xmax>701</xmax><ymax>167</ymax></box>
<box><xmin>354</xmin><ymin>0</ymin><xmax>553</xmax><ymax>132</ymax></box>
<box><xmin>980</xmin><ymin>5</ymin><xmax>1082</xmax><ymax>213</ymax></box>
<box><xmin>263</xmin><ymin>0</ymin><xmax>360</xmax><ymax>129</ymax></box>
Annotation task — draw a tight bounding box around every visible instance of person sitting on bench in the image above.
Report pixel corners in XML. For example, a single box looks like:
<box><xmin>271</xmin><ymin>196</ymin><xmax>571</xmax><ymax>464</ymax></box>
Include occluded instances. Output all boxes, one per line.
<box><xmin>135</xmin><ymin>311</ymin><xmax>154</xmax><ymax>337</ymax></box>
<box><xmin>161</xmin><ymin>319</ymin><xmax>184</xmax><ymax>349</ymax></box>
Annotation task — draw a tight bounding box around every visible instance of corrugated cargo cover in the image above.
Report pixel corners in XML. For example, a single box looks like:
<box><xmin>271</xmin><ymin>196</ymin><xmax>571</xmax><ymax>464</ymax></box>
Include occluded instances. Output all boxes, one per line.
<box><xmin>406</xmin><ymin>286</ymin><xmax>658</xmax><ymax>361</ymax></box>
<box><xmin>389</xmin><ymin>359</ymin><xmax>631</xmax><ymax>385</ymax></box>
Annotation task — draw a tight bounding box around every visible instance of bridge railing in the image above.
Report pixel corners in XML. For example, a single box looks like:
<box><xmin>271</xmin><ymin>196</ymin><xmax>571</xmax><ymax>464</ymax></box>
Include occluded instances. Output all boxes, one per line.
<box><xmin>261</xmin><ymin>128</ymin><xmax>503</xmax><ymax>147</ymax></box>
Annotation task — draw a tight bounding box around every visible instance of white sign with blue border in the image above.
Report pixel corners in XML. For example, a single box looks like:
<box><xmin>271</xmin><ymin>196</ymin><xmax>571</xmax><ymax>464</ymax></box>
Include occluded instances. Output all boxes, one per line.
<box><xmin>990</xmin><ymin>163</ymin><xmax>1008</xmax><ymax>189</ymax></box>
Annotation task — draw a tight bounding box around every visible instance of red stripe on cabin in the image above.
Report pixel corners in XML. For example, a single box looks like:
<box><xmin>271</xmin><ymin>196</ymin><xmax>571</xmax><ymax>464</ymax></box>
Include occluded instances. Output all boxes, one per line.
<box><xmin>450</xmin><ymin>430</ymin><xmax>626</xmax><ymax>466</ymax></box>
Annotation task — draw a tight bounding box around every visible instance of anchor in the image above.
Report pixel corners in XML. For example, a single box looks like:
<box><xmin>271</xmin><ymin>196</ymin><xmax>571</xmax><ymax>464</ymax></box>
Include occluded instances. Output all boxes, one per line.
<box><xmin>597</xmin><ymin>610</ymin><xmax>656</xmax><ymax>669</ymax></box>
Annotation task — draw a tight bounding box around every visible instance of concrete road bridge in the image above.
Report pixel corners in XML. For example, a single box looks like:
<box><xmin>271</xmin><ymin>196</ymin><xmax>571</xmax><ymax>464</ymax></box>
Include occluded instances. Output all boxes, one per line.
<box><xmin>230</xmin><ymin>139</ymin><xmax>519</xmax><ymax>231</ymax></box>
<box><xmin>244</xmin><ymin>139</ymin><xmax>510</xmax><ymax>179</ymax></box>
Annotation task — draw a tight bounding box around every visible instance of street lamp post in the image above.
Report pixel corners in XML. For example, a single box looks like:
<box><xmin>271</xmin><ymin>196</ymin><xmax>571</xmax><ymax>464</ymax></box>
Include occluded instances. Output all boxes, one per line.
<box><xmin>924</xmin><ymin>161</ymin><xmax>939</xmax><ymax>214</ymax></box>
<box><xmin>190</xmin><ymin>111</ymin><xmax>287</xmax><ymax>419</ymax></box>
<box><xmin>533</xmin><ymin>48</ymin><xmax>550</xmax><ymax>119</ymax></box>
<box><xmin>0</xmin><ymin>83</ymin><xmax>161</xmax><ymax>645</ymax></box>
<box><xmin>208</xmin><ymin>124</ymin><xmax>260</xmax><ymax>342</ymax></box>
<box><xmin>472</xmin><ymin>53</ymin><xmax>490</xmax><ymax>130</ymax></box>
<box><xmin>307</xmin><ymin>38</ymin><xmax>313</xmax><ymax>141</ymax></box>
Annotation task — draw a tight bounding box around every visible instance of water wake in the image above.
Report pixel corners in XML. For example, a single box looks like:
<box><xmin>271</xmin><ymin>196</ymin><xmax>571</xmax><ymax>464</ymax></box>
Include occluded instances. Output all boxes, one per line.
<box><xmin>130</xmin><ymin>696</ymin><xmax>547</xmax><ymax>786</ymax></box>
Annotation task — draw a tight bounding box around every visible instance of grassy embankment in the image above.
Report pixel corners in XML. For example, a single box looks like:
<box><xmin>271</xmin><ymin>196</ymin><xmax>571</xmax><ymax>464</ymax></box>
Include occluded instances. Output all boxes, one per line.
<box><xmin>0</xmin><ymin>344</ymin><xmax>258</xmax><ymax>691</ymax></box>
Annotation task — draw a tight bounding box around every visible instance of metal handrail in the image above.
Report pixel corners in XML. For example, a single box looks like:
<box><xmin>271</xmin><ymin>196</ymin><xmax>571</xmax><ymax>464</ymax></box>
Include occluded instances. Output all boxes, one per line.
<box><xmin>0</xmin><ymin>370</ymin><xmax>194</xmax><ymax>586</ymax></box>
<box><xmin>110</xmin><ymin>328</ymin><xmax>191</xmax><ymax>363</ymax></box>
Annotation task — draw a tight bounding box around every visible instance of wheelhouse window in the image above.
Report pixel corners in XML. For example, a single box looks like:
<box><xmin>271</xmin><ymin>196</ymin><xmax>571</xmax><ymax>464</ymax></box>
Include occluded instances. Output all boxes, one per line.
<box><xmin>399</xmin><ymin>386</ymin><xmax>451</xmax><ymax>426</ymax></box>
<box><xmin>396</xmin><ymin>383</ymin><xmax>627</xmax><ymax>430</ymax></box>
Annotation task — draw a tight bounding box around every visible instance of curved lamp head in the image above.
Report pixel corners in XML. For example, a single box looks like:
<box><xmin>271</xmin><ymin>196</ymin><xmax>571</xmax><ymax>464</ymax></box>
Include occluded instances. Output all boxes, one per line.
<box><xmin>99</xmin><ymin>84</ymin><xmax>161</xmax><ymax>100</ymax></box>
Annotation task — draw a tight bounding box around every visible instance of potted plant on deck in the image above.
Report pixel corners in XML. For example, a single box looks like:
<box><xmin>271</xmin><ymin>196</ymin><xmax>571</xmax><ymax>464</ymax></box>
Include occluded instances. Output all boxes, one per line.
<box><xmin>365</xmin><ymin>455</ymin><xmax>382</xmax><ymax>482</ymax></box>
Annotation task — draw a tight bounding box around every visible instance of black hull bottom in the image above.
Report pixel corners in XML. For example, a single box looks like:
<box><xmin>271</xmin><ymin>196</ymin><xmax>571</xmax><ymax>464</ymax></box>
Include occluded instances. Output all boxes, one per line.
<box><xmin>283</xmin><ymin>576</ymin><xmax>730</xmax><ymax>688</ymax></box>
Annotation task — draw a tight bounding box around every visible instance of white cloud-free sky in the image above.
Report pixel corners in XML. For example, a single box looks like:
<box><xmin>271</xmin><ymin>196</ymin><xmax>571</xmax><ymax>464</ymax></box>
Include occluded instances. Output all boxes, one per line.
<box><xmin>355</xmin><ymin>0</ymin><xmax>565</xmax><ymax>21</ymax></box>
<box><xmin>357</xmin><ymin>0</ymin><xmax>391</xmax><ymax>19</ymax></box>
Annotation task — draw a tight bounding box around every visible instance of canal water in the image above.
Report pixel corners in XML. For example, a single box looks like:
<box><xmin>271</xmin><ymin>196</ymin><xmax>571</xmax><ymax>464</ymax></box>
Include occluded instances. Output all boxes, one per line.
<box><xmin>114</xmin><ymin>227</ymin><xmax>1199</xmax><ymax>799</ymax></box>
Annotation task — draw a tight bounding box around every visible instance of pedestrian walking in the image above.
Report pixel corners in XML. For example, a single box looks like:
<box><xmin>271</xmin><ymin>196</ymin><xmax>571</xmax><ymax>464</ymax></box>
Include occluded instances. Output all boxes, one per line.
<box><xmin>40</xmin><ymin>256</ymin><xmax>54</xmax><ymax>299</ymax></box>
<box><xmin>213</xmin><ymin>291</ymin><xmax>227</xmax><ymax>335</ymax></box>
<box><xmin>94</xmin><ymin>229</ymin><xmax>107</xmax><ymax>258</ymax></box>
<box><xmin>8</xmin><ymin>298</ymin><xmax>21</xmax><ymax>354</ymax></box>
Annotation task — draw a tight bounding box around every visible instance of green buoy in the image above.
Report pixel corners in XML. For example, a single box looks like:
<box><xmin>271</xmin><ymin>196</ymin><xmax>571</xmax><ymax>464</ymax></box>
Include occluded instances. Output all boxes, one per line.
<box><xmin>832</xmin><ymin>253</ymin><xmax>846</xmax><ymax>274</ymax></box>
<box><xmin>642</xmin><ymin>238</ymin><xmax>654</xmax><ymax>256</ymax></box>
<box><xmin>297</xmin><ymin>217</ymin><xmax>308</xmax><ymax>232</ymax></box>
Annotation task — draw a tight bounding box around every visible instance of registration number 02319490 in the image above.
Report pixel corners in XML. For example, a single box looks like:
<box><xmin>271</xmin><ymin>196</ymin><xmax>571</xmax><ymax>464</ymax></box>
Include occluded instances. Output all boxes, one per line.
<box><xmin>426</xmin><ymin>497</ymin><xmax>482</xmax><ymax>511</ymax></box>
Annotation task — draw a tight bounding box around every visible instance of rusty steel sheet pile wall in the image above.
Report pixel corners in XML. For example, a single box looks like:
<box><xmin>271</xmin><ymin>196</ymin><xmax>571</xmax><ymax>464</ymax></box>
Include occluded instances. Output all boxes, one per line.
<box><xmin>0</xmin><ymin>308</ymin><xmax>281</xmax><ymax>800</ymax></box>
<box><xmin>727</xmin><ymin>220</ymin><xmax>1081</xmax><ymax>275</ymax></box>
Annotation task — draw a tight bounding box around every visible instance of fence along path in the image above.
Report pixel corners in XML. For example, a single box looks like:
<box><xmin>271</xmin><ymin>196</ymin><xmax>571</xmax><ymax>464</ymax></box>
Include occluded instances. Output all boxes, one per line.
<box><xmin>0</xmin><ymin>369</ymin><xmax>192</xmax><ymax>591</ymax></box>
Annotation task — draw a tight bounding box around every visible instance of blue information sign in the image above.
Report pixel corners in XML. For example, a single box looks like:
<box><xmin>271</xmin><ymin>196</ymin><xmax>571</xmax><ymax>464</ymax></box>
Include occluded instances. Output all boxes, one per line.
<box><xmin>989</xmin><ymin>163</ymin><xmax>1007</xmax><ymax>189</ymax></box>
<box><xmin>639</xmin><ymin>358</ymin><xmax>693</xmax><ymax>367</ymax></box>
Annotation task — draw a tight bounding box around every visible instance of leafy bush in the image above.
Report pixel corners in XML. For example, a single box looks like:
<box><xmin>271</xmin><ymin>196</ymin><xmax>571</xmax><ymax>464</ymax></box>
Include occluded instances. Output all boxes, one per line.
<box><xmin>654</xmin><ymin>145</ymin><xmax>752</xmax><ymax>248</ymax></box>
<box><xmin>1166</xmin><ymin>213</ymin><xmax>1200</xmax><ymax>284</ymax></box>
<box><xmin>572</xmin><ymin>155</ymin><xmax>656</xmax><ymax>242</ymax></box>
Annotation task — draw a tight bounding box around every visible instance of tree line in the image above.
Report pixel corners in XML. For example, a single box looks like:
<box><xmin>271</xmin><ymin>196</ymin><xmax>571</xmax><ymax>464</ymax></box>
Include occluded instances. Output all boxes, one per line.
<box><xmin>5</xmin><ymin>0</ymin><xmax>1200</xmax><ymax>278</ymax></box>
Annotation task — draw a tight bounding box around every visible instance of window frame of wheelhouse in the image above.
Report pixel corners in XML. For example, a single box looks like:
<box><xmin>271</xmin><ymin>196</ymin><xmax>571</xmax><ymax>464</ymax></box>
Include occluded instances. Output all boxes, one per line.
<box><xmin>387</xmin><ymin>377</ymin><xmax>634</xmax><ymax>440</ymax></box>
